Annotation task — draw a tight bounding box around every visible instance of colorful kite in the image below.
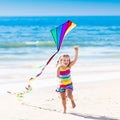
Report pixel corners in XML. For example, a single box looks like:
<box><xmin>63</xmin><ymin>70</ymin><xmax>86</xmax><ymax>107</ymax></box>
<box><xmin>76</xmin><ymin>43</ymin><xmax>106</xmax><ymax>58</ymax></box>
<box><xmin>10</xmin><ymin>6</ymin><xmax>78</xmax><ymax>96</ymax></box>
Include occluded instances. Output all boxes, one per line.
<box><xmin>7</xmin><ymin>20</ymin><xmax>76</xmax><ymax>101</ymax></box>
<box><xmin>51</xmin><ymin>20</ymin><xmax>76</xmax><ymax>51</ymax></box>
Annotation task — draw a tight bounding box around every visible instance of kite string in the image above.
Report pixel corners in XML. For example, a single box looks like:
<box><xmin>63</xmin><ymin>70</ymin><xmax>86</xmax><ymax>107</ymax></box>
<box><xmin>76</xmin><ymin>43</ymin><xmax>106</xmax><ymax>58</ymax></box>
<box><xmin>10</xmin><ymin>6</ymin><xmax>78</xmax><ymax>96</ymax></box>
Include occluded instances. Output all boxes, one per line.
<box><xmin>26</xmin><ymin>50</ymin><xmax>59</xmax><ymax>92</ymax></box>
<box><xmin>7</xmin><ymin>50</ymin><xmax>59</xmax><ymax>101</ymax></box>
<box><xmin>36</xmin><ymin>50</ymin><xmax>59</xmax><ymax>77</ymax></box>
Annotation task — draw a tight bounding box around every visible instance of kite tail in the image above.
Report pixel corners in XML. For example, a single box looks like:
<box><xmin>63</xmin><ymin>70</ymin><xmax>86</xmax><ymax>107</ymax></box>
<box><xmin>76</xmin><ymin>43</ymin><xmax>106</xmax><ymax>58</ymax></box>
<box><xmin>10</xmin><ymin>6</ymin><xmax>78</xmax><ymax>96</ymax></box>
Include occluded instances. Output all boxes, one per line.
<box><xmin>36</xmin><ymin>50</ymin><xmax>59</xmax><ymax>77</ymax></box>
<box><xmin>7</xmin><ymin>50</ymin><xmax>59</xmax><ymax>101</ymax></box>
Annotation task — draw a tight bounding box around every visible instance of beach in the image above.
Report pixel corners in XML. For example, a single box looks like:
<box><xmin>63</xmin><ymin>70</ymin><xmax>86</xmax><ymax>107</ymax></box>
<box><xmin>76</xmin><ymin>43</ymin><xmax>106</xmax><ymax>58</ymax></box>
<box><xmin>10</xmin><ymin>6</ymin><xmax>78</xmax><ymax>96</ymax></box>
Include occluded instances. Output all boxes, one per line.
<box><xmin>0</xmin><ymin>79</ymin><xmax>120</xmax><ymax>120</ymax></box>
<box><xmin>0</xmin><ymin>61</ymin><xmax>120</xmax><ymax>120</ymax></box>
<box><xmin>0</xmin><ymin>16</ymin><xmax>120</xmax><ymax>120</ymax></box>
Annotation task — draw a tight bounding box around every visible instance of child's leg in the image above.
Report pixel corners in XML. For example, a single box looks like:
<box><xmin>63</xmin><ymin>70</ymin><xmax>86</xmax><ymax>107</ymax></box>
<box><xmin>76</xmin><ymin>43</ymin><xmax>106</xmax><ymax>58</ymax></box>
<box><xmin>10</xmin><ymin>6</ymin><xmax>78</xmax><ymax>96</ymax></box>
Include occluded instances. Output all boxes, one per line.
<box><xmin>60</xmin><ymin>92</ymin><xmax>67</xmax><ymax>113</ymax></box>
<box><xmin>67</xmin><ymin>89</ymin><xmax>76</xmax><ymax>108</ymax></box>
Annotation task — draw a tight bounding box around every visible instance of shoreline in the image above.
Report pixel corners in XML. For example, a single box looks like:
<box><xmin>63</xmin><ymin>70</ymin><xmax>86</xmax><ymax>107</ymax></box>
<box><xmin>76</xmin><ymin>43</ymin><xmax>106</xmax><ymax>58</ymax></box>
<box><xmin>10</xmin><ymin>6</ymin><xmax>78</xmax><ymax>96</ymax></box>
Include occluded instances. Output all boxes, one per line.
<box><xmin>1</xmin><ymin>61</ymin><xmax>120</xmax><ymax>95</ymax></box>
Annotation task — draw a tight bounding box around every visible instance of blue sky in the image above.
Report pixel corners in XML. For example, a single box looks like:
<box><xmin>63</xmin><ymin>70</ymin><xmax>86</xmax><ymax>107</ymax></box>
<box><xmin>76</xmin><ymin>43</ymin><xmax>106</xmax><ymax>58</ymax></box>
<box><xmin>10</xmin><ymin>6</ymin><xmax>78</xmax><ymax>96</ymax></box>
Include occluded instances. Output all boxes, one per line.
<box><xmin>0</xmin><ymin>0</ymin><xmax>120</xmax><ymax>16</ymax></box>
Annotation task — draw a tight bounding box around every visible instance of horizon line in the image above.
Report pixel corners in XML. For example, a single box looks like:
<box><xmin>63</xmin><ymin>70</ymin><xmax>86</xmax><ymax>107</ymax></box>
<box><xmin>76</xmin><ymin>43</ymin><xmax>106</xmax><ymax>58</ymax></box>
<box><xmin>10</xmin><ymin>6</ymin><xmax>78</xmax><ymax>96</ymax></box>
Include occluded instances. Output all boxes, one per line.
<box><xmin>0</xmin><ymin>15</ymin><xmax>120</xmax><ymax>17</ymax></box>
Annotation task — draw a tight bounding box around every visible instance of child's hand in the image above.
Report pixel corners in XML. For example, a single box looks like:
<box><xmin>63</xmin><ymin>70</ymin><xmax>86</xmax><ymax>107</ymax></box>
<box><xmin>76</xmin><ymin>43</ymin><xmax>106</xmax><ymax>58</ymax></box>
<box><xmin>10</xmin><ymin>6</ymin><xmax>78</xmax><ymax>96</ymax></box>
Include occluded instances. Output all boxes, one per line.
<box><xmin>74</xmin><ymin>46</ymin><xmax>79</xmax><ymax>51</ymax></box>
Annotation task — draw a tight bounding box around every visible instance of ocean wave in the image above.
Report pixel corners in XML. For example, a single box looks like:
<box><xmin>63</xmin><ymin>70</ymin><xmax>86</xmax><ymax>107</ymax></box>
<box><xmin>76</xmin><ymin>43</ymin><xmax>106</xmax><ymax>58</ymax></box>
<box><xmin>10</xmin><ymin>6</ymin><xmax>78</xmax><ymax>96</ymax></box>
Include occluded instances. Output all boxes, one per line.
<box><xmin>0</xmin><ymin>40</ymin><xmax>120</xmax><ymax>48</ymax></box>
<box><xmin>0</xmin><ymin>41</ymin><xmax>56</xmax><ymax>48</ymax></box>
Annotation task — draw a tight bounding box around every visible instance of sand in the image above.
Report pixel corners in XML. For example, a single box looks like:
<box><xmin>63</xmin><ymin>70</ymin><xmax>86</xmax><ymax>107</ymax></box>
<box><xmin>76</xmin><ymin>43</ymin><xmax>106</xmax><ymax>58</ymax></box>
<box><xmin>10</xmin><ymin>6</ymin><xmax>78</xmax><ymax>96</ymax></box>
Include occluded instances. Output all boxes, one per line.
<box><xmin>0</xmin><ymin>79</ymin><xmax>120</xmax><ymax>120</ymax></box>
<box><xmin>0</xmin><ymin>60</ymin><xmax>120</xmax><ymax>120</ymax></box>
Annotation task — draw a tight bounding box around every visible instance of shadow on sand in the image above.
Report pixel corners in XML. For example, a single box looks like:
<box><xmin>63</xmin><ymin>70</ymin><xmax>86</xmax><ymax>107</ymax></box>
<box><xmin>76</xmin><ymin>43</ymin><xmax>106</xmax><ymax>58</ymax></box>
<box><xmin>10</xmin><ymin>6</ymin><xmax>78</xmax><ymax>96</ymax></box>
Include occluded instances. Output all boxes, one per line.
<box><xmin>22</xmin><ymin>103</ymin><xmax>119</xmax><ymax>120</ymax></box>
<box><xmin>22</xmin><ymin>102</ymin><xmax>61</xmax><ymax>112</ymax></box>
<box><xmin>69</xmin><ymin>112</ymin><xmax>119</xmax><ymax>120</ymax></box>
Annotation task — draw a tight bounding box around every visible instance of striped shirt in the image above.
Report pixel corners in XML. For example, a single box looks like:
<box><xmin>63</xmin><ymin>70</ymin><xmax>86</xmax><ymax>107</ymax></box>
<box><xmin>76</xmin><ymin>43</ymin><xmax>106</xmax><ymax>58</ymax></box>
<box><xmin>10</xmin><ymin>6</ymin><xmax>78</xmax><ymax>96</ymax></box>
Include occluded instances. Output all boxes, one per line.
<box><xmin>59</xmin><ymin>66</ymin><xmax>72</xmax><ymax>85</ymax></box>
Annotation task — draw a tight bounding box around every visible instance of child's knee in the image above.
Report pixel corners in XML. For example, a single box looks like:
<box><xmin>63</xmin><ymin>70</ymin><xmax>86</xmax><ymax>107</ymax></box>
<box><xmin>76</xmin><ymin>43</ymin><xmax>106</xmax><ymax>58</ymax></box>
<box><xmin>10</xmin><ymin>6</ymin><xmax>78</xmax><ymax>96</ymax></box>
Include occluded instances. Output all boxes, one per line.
<box><xmin>61</xmin><ymin>95</ymin><xmax>66</xmax><ymax>100</ymax></box>
<box><xmin>67</xmin><ymin>90</ymin><xmax>73</xmax><ymax>98</ymax></box>
<box><xmin>67</xmin><ymin>93</ymin><xmax>72</xmax><ymax>99</ymax></box>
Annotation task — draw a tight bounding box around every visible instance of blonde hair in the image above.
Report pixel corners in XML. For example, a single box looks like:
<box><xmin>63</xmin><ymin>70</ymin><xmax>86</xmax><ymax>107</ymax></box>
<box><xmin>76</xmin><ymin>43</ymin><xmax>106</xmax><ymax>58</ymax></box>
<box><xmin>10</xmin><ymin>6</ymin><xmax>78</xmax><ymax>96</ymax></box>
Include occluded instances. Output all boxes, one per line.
<box><xmin>56</xmin><ymin>54</ymin><xmax>71</xmax><ymax>66</ymax></box>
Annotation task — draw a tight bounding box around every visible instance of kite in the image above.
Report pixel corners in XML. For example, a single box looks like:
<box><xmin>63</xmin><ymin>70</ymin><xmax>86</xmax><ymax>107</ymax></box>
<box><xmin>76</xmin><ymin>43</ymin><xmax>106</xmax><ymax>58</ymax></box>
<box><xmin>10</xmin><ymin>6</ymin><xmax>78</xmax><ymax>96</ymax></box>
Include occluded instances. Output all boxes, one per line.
<box><xmin>7</xmin><ymin>20</ymin><xmax>76</xmax><ymax>101</ymax></box>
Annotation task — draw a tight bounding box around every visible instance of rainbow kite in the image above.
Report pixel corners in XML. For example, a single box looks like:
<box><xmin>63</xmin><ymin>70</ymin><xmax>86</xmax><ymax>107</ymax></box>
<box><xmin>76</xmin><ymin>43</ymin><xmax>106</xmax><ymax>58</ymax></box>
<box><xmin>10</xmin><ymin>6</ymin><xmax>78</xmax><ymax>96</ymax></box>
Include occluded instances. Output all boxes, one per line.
<box><xmin>7</xmin><ymin>20</ymin><xmax>76</xmax><ymax>101</ymax></box>
<box><xmin>51</xmin><ymin>20</ymin><xmax>76</xmax><ymax>51</ymax></box>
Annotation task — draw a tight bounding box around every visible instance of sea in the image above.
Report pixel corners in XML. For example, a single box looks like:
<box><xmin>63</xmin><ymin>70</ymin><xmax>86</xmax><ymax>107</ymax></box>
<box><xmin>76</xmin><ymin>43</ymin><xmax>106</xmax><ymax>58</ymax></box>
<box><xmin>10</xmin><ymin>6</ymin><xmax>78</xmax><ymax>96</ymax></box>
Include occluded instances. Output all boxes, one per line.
<box><xmin>0</xmin><ymin>16</ymin><xmax>120</xmax><ymax>93</ymax></box>
<box><xmin>0</xmin><ymin>16</ymin><xmax>120</xmax><ymax>62</ymax></box>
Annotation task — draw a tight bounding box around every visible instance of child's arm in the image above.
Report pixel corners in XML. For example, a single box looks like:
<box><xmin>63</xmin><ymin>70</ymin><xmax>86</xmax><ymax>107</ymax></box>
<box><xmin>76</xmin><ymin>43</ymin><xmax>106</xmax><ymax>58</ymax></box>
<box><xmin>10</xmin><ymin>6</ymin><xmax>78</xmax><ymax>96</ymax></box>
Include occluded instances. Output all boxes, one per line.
<box><xmin>57</xmin><ymin>66</ymin><xmax>60</xmax><ymax>78</ymax></box>
<box><xmin>70</xmin><ymin>46</ymin><xmax>79</xmax><ymax>67</ymax></box>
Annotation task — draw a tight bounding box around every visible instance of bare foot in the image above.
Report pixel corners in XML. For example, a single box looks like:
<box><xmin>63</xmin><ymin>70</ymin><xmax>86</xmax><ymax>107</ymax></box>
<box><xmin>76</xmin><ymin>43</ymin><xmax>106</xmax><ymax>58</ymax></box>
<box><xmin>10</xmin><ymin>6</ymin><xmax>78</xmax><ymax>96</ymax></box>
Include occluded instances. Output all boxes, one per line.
<box><xmin>63</xmin><ymin>108</ymin><xmax>66</xmax><ymax>114</ymax></box>
<box><xmin>63</xmin><ymin>111</ymin><xmax>66</xmax><ymax>114</ymax></box>
<box><xmin>71</xmin><ymin>100</ymin><xmax>76</xmax><ymax>108</ymax></box>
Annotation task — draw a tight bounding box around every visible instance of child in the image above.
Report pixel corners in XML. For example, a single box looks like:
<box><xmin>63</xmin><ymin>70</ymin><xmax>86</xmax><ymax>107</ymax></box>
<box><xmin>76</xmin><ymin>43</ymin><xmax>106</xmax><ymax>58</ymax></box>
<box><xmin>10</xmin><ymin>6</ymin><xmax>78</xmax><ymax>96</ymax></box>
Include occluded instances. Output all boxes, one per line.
<box><xmin>56</xmin><ymin>46</ymin><xmax>79</xmax><ymax>113</ymax></box>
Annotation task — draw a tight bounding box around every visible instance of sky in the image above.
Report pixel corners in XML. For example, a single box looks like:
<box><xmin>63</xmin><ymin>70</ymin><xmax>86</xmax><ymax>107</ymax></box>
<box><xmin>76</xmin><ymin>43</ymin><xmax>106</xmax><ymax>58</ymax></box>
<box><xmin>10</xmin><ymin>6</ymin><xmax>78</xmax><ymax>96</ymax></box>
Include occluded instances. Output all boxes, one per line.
<box><xmin>0</xmin><ymin>0</ymin><xmax>120</xmax><ymax>16</ymax></box>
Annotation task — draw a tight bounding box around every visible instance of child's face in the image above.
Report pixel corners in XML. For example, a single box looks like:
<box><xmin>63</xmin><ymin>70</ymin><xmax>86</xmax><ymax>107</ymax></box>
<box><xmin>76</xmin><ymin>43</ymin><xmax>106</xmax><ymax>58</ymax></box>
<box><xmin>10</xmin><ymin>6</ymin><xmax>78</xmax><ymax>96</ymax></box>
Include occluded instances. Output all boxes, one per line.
<box><xmin>60</xmin><ymin>56</ymin><xmax>70</xmax><ymax>67</ymax></box>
